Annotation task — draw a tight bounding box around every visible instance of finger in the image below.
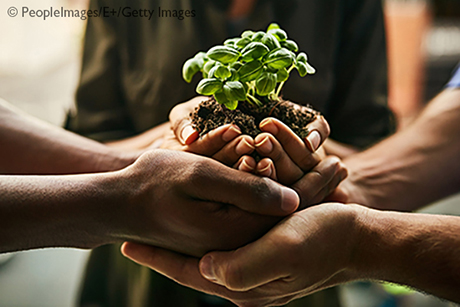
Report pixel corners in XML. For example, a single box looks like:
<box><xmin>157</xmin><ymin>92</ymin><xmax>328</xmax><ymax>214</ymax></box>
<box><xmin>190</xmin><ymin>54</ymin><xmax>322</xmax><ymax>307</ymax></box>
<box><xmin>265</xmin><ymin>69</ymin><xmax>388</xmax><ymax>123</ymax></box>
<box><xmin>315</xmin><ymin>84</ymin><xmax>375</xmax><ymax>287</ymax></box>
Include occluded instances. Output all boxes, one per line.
<box><xmin>255</xmin><ymin>133</ymin><xmax>303</xmax><ymax>185</ymax></box>
<box><xmin>291</xmin><ymin>156</ymin><xmax>344</xmax><ymax>209</ymax></box>
<box><xmin>199</xmin><ymin>233</ymin><xmax>288</xmax><ymax>291</ymax></box>
<box><xmin>308</xmin><ymin>165</ymin><xmax>348</xmax><ymax>205</ymax></box>
<box><xmin>121</xmin><ymin>242</ymin><xmax>232</xmax><ymax>297</ymax></box>
<box><xmin>234</xmin><ymin>156</ymin><xmax>256</xmax><ymax>173</ymax></box>
<box><xmin>304</xmin><ymin>116</ymin><xmax>330</xmax><ymax>152</ymax></box>
<box><xmin>187</xmin><ymin>158</ymin><xmax>299</xmax><ymax>215</ymax></box>
<box><xmin>186</xmin><ymin>124</ymin><xmax>242</xmax><ymax>156</ymax></box>
<box><xmin>255</xmin><ymin>158</ymin><xmax>277</xmax><ymax>181</ymax></box>
<box><xmin>170</xmin><ymin>96</ymin><xmax>207</xmax><ymax>145</ymax></box>
<box><xmin>121</xmin><ymin>242</ymin><xmax>279</xmax><ymax>304</ymax></box>
<box><xmin>260</xmin><ymin>118</ymin><xmax>322</xmax><ymax>172</ymax></box>
<box><xmin>212</xmin><ymin>135</ymin><xmax>255</xmax><ymax>166</ymax></box>
<box><xmin>174</xmin><ymin>119</ymin><xmax>200</xmax><ymax>145</ymax></box>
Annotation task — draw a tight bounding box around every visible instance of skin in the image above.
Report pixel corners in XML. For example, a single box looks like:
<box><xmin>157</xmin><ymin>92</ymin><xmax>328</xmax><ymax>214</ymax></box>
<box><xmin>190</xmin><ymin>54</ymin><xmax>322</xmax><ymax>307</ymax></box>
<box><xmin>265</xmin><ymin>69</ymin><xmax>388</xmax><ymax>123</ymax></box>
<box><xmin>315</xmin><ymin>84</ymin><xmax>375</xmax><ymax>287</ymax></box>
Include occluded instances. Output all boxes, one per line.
<box><xmin>122</xmin><ymin>203</ymin><xmax>460</xmax><ymax>306</ymax></box>
<box><xmin>0</xmin><ymin>98</ymin><xmax>304</xmax><ymax>255</ymax></box>
<box><xmin>122</xmin><ymin>89</ymin><xmax>460</xmax><ymax>305</ymax></box>
<box><xmin>0</xmin><ymin>97</ymin><xmax>345</xmax><ymax>256</ymax></box>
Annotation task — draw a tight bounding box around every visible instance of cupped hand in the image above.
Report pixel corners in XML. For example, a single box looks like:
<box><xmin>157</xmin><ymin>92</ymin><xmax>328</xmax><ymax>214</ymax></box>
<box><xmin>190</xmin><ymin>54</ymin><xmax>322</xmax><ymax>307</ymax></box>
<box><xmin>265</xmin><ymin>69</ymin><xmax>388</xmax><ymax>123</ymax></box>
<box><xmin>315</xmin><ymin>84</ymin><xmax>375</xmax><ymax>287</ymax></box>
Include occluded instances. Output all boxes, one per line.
<box><xmin>162</xmin><ymin>97</ymin><xmax>256</xmax><ymax>167</ymax></box>
<box><xmin>112</xmin><ymin>149</ymin><xmax>299</xmax><ymax>257</ymax></box>
<box><xmin>120</xmin><ymin>203</ymin><xmax>364</xmax><ymax>307</ymax></box>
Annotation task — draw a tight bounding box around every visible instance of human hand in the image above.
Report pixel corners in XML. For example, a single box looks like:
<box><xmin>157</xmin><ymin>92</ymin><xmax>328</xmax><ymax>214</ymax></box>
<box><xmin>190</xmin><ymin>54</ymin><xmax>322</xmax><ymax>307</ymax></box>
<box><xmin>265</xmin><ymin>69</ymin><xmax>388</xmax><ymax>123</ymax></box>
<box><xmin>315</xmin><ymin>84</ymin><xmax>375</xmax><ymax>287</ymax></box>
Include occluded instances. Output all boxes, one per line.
<box><xmin>120</xmin><ymin>203</ymin><xmax>363</xmax><ymax>307</ymax></box>
<box><xmin>109</xmin><ymin>149</ymin><xmax>299</xmax><ymax>257</ymax></box>
<box><xmin>162</xmin><ymin>96</ymin><xmax>256</xmax><ymax>167</ymax></box>
<box><xmin>249</xmin><ymin>111</ymin><xmax>329</xmax><ymax>185</ymax></box>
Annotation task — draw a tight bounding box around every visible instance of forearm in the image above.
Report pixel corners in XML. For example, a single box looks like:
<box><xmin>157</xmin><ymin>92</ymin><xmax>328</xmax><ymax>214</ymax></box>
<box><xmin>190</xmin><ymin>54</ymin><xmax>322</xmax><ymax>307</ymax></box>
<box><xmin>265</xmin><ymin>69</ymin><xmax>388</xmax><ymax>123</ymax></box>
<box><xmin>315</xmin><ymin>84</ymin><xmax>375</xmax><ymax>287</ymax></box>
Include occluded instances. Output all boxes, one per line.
<box><xmin>0</xmin><ymin>99</ymin><xmax>138</xmax><ymax>174</ymax></box>
<box><xmin>0</xmin><ymin>172</ymin><xmax>128</xmax><ymax>253</ymax></box>
<box><xmin>105</xmin><ymin>122</ymin><xmax>169</xmax><ymax>150</ymax></box>
<box><xmin>353</xmin><ymin>206</ymin><xmax>460</xmax><ymax>303</ymax></box>
<box><xmin>343</xmin><ymin>89</ymin><xmax>460</xmax><ymax>210</ymax></box>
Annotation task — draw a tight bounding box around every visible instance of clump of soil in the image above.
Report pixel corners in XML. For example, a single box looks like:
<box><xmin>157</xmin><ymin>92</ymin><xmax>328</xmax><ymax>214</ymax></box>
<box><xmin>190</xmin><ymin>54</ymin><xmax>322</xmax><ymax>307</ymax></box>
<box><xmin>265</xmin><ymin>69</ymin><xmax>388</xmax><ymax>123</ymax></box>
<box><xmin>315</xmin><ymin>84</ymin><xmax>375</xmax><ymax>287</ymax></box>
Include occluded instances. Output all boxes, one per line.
<box><xmin>190</xmin><ymin>97</ymin><xmax>319</xmax><ymax>140</ymax></box>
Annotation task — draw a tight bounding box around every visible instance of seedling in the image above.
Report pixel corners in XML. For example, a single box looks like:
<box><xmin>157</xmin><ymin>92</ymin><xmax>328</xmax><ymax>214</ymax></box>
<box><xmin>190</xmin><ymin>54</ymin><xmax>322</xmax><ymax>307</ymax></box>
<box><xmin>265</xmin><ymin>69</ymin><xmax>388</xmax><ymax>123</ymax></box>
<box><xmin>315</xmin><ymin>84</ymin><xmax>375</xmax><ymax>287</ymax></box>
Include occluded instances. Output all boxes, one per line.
<box><xmin>182</xmin><ymin>23</ymin><xmax>316</xmax><ymax>110</ymax></box>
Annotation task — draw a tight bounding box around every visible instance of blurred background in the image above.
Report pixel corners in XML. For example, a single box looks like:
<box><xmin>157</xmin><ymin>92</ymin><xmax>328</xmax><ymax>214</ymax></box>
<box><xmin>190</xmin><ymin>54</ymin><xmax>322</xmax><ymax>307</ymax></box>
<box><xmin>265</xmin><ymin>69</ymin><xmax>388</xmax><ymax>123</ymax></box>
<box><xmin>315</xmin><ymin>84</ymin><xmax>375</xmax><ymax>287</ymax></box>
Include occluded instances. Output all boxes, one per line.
<box><xmin>0</xmin><ymin>0</ymin><xmax>459</xmax><ymax>306</ymax></box>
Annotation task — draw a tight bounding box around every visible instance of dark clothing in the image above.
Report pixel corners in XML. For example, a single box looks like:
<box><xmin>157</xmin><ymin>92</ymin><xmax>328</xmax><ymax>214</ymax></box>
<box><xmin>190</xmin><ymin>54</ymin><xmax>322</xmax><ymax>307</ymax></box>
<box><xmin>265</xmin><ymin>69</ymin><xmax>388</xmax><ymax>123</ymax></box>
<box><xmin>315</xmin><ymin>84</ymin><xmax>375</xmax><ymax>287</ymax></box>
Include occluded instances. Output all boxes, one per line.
<box><xmin>67</xmin><ymin>0</ymin><xmax>394</xmax><ymax>306</ymax></box>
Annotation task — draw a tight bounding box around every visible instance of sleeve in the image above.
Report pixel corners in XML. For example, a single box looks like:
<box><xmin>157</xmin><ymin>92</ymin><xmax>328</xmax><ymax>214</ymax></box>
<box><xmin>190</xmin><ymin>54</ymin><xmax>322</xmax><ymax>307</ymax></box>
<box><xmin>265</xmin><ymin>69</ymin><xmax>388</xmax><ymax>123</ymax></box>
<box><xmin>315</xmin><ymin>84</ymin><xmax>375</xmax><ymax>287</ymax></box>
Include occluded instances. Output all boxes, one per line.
<box><xmin>65</xmin><ymin>0</ymin><xmax>135</xmax><ymax>142</ymax></box>
<box><xmin>326</xmin><ymin>0</ymin><xmax>396</xmax><ymax>149</ymax></box>
<box><xmin>446</xmin><ymin>65</ymin><xmax>460</xmax><ymax>88</ymax></box>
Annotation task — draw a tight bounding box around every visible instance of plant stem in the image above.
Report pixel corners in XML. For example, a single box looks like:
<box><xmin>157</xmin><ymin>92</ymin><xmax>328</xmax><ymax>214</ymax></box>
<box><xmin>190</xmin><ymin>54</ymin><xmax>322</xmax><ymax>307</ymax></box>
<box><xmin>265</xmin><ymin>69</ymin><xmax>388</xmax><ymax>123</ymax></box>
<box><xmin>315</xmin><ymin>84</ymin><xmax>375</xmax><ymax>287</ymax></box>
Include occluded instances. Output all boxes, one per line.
<box><xmin>275</xmin><ymin>65</ymin><xmax>296</xmax><ymax>97</ymax></box>
<box><xmin>247</xmin><ymin>94</ymin><xmax>263</xmax><ymax>106</ymax></box>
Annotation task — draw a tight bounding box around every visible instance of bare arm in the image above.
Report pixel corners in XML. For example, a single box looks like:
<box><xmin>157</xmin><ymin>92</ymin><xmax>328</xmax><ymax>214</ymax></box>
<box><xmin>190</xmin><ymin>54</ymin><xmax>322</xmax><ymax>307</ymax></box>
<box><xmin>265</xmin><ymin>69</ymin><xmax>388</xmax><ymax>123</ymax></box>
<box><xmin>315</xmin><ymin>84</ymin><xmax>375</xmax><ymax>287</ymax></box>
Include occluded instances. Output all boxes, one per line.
<box><xmin>342</xmin><ymin>89</ymin><xmax>460</xmax><ymax>211</ymax></box>
<box><xmin>122</xmin><ymin>204</ymin><xmax>460</xmax><ymax>305</ymax></box>
<box><xmin>0</xmin><ymin>99</ymin><xmax>138</xmax><ymax>174</ymax></box>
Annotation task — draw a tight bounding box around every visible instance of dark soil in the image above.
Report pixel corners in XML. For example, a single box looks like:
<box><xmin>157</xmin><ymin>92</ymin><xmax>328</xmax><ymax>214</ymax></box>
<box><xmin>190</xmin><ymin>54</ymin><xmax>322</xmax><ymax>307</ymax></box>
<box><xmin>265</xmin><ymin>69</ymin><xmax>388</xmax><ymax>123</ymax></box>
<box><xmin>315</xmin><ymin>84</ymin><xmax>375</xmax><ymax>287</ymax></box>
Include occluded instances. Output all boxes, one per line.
<box><xmin>190</xmin><ymin>97</ymin><xmax>319</xmax><ymax>140</ymax></box>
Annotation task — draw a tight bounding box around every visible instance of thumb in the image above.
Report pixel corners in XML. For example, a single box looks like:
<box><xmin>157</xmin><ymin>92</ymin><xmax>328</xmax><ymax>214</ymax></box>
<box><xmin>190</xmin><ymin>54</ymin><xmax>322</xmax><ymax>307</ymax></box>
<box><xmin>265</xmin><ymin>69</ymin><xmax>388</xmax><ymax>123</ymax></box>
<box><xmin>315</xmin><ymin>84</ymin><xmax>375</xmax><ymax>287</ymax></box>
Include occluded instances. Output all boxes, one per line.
<box><xmin>199</xmin><ymin>235</ymin><xmax>287</xmax><ymax>291</ymax></box>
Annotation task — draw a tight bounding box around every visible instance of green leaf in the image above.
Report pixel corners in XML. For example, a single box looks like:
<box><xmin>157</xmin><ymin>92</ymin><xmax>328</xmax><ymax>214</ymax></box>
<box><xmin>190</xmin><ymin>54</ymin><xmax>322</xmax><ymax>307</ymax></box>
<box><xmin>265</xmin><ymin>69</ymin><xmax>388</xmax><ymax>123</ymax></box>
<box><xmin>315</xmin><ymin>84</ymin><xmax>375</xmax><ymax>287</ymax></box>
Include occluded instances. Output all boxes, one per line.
<box><xmin>268</xmin><ymin>29</ymin><xmax>287</xmax><ymax>42</ymax></box>
<box><xmin>214</xmin><ymin>65</ymin><xmax>232</xmax><ymax>80</ymax></box>
<box><xmin>182</xmin><ymin>58</ymin><xmax>201</xmax><ymax>83</ymax></box>
<box><xmin>224</xmin><ymin>38</ymin><xmax>239</xmax><ymax>46</ymax></box>
<box><xmin>241</xmin><ymin>42</ymin><xmax>270</xmax><ymax>61</ymax></box>
<box><xmin>214</xmin><ymin>90</ymin><xmax>229</xmax><ymax>104</ymax></box>
<box><xmin>214</xmin><ymin>90</ymin><xmax>238</xmax><ymax>110</ymax></box>
<box><xmin>230</xmin><ymin>62</ymin><xmax>243</xmax><ymax>71</ymax></box>
<box><xmin>194</xmin><ymin>51</ymin><xmax>207</xmax><ymax>61</ymax></box>
<box><xmin>238</xmin><ymin>60</ymin><xmax>264</xmax><ymax>82</ymax></box>
<box><xmin>296</xmin><ymin>52</ymin><xmax>308</xmax><ymax>63</ymax></box>
<box><xmin>236</xmin><ymin>37</ymin><xmax>252</xmax><ymax>49</ymax></box>
<box><xmin>281</xmin><ymin>40</ymin><xmax>298</xmax><ymax>52</ymax></box>
<box><xmin>241</xmin><ymin>30</ymin><xmax>255</xmax><ymax>39</ymax></box>
<box><xmin>261</xmin><ymin>33</ymin><xmax>281</xmax><ymax>50</ymax></box>
<box><xmin>296</xmin><ymin>62</ymin><xmax>308</xmax><ymax>77</ymax></box>
<box><xmin>251</xmin><ymin>31</ymin><xmax>265</xmax><ymax>42</ymax></box>
<box><xmin>267</xmin><ymin>23</ymin><xmax>280</xmax><ymax>31</ymax></box>
<box><xmin>224</xmin><ymin>100</ymin><xmax>238</xmax><ymax>110</ymax></box>
<box><xmin>229</xmin><ymin>68</ymin><xmax>239</xmax><ymax>81</ymax></box>
<box><xmin>203</xmin><ymin>60</ymin><xmax>216</xmax><ymax>74</ymax></box>
<box><xmin>264</xmin><ymin>48</ymin><xmax>293</xmax><ymax>70</ymax></box>
<box><xmin>276</xmin><ymin>67</ymin><xmax>289</xmax><ymax>82</ymax></box>
<box><xmin>206</xmin><ymin>46</ymin><xmax>241</xmax><ymax>64</ymax></box>
<box><xmin>208</xmin><ymin>65</ymin><xmax>218</xmax><ymax>78</ymax></box>
<box><xmin>305</xmin><ymin>62</ymin><xmax>316</xmax><ymax>74</ymax></box>
<box><xmin>255</xmin><ymin>72</ymin><xmax>277</xmax><ymax>96</ymax></box>
<box><xmin>196</xmin><ymin>78</ymin><xmax>223</xmax><ymax>95</ymax></box>
<box><xmin>223</xmin><ymin>81</ymin><xmax>247</xmax><ymax>101</ymax></box>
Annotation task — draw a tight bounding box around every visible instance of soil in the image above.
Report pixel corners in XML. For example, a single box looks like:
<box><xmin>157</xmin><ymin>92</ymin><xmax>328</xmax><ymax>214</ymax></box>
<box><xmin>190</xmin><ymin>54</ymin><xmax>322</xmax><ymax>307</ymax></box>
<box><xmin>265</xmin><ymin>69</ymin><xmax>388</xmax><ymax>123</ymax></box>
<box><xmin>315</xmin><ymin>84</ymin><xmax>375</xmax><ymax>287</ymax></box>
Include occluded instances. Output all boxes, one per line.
<box><xmin>190</xmin><ymin>97</ymin><xmax>319</xmax><ymax>140</ymax></box>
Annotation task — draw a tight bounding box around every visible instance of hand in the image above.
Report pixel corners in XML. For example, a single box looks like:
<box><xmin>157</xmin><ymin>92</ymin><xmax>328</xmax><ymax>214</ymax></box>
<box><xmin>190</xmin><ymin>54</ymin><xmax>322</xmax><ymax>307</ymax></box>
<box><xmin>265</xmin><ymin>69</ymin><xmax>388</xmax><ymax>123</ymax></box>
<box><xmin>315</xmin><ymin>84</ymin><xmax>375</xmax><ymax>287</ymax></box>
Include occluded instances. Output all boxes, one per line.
<box><xmin>249</xmin><ymin>113</ymin><xmax>329</xmax><ymax>185</ymax></box>
<box><xmin>110</xmin><ymin>149</ymin><xmax>300</xmax><ymax>257</ymax></box>
<box><xmin>162</xmin><ymin>96</ymin><xmax>256</xmax><ymax>167</ymax></box>
<box><xmin>121</xmin><ymin>203</ymin><xmax>363</xmax><ymax>307</ymax></box>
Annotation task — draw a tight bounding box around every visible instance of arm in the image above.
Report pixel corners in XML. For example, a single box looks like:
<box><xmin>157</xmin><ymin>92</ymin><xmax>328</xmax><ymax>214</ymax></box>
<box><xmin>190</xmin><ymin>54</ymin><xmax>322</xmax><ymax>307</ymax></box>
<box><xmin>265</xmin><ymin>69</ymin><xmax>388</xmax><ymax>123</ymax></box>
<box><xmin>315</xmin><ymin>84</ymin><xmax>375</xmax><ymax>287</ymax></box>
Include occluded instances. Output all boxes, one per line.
<box><xmin>0</xmin><ymin>149</ymin><xmax>300</xmax><ymax>255</ymax></box>
<box><xmin>0</xmin><ymin>99</ymin><xmax>137</xmax><ymax>174</ymax></box>
<box><xmin>342</xmin><ymin>89</ymin><xmax>460</xmax><ymax>211</ymax></box>
<box><xmin>122</xmin><ymin>204</ymin><xmax>460</xmax><ymax>305</ymax></box>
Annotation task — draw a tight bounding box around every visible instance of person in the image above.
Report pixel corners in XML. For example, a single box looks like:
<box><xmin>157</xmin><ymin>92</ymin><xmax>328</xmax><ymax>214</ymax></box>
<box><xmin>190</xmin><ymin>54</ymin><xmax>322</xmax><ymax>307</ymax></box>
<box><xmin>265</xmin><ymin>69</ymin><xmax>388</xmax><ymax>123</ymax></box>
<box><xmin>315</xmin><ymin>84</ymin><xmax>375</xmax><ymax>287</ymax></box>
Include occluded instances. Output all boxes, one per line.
<box><xmin>121</xmin><ymin>67</ymin><xmax>460</xmax><ymax>306</ymax></box>
<box><xmin>0</xmin><ymin>97</ymin><xmax>341</xmax><ymax>255</ymax></box>
<box><xmin>66</xmin><ymin>0</ymin><xmax>394</xmax><ymax>306</ymax></box>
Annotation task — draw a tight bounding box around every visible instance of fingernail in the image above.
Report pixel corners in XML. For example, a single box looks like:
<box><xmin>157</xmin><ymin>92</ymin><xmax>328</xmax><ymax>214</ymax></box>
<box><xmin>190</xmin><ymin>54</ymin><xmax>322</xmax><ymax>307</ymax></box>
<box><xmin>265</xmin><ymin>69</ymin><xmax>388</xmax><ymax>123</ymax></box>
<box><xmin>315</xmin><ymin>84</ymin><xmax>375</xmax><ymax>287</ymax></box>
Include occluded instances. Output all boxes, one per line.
<box><xmin>200</xmin><ymin>255</ymin><xmax>218</xmax><ymax>282</ymax></box>
<box><xmin>255</xmin><ymin>137</ymin><xmax>273</xmax><ymax>154</ymax></box>
<box><xmin>305</xmin><ymin>130</ymin><xmax>321</xmax><ymax>152</ymax></box>
<box><xmin>239</xmin><ymin>159</ymin><xmax>254</xmax><ymax>171</ymax></box>
<box><xmin>236</xmin><ymin>138</ymin><xmax>255</xmax><ymax>155</ymax></box>
<box><xmin>257</xmin><ymin>163</ymin><xmax>272</xmax><ymax>177</ymax></box>
<box><xmin>260</xmin><ymin>118</ymin><xmax>279</xmax><ymax>135</ymax></box>
<box><xmin>181</xmin><ymin>125</ymin><xmax>196</xmax><ymax>143</ymax></box>
<box><xmin>281</xmin><ymin>187</ymin><xmax>300</xmax><ymax>213</ymax></box>
<box><xmin>222</xmin><ymin>125</ymin><xmax>241</xmax><ymax>142</ymax></box>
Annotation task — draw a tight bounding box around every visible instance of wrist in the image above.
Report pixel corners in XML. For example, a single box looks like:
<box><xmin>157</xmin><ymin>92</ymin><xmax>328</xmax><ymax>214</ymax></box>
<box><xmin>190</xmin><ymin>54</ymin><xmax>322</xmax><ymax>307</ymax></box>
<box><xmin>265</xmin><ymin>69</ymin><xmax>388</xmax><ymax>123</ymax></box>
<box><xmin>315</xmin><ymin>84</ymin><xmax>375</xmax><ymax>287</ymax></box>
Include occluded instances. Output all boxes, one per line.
<box><xmin>350</xmin><ymin>206</ymin><xmax>412</xmax><ymax>283</ymax></box>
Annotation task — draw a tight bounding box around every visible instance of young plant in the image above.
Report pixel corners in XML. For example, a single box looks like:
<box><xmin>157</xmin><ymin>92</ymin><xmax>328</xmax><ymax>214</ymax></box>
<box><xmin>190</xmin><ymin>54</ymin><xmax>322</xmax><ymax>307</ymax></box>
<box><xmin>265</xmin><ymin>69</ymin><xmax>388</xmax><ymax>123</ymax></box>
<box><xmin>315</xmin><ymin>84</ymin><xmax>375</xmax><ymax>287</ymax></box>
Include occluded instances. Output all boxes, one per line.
<box><xmin>182</xmin><ymin>23</ymin><xmax>316</xmax><ymax>110</ymax></box>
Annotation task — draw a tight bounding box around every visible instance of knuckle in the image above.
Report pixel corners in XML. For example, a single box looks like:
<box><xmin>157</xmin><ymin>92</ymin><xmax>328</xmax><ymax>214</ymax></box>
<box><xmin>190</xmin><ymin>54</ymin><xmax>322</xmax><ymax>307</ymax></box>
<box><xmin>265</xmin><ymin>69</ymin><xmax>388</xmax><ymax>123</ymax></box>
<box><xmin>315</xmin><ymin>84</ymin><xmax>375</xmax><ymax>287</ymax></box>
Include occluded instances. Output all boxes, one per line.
<box><xmin>249</xmin><ymin>177</ymin><xmax>280</xmax><ymax>206</ymax></box>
